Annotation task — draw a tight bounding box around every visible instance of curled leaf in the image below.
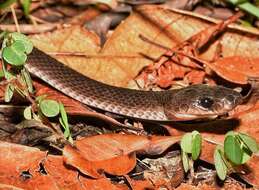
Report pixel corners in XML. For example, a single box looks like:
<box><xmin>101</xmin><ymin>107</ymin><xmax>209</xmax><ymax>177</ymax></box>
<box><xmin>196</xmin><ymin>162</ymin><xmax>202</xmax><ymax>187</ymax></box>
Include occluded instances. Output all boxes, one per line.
<box><xmin>40</xmin><ymin>99</ymin><xmax>60</xmax><ymax>117</ymax></box>
<box><xmin>2</xmin><ymin>41</ymin><xmax>27</xmax><ymax>66</ymax></box>
<box><xmin>191</xmin><ymin>131</ymin><xmax>202</xmax><ymax>160</ymax></box>
<box><xmin>214</xmin><ymin>146</ymin><xmax>227</xmax><ymax>181</ymax></box>
<box><xmin>224</xmin><ymin>135</ymin><xmax>242</xmax><ymax>165</ymax></box>
<box><xmin>182</xmin><ymin>151</ymin><xmax>189</xmax><ymax>173</ymax></box>
<box><xmin>238</xmin><ymin>133</ymin><xmax>258</xmax><ymax>153</ymax></box>
<box><xmin>4</xmin><ymin>84</ymin><xmax>14</xmax><ymax>102</ymax></box>
<box><xmin>24</xmin><ymin>106</ymin><xmax>32</xmax><ymax>120</ymax></box>
<box><xmin>180</xmin><ymin>133</ymin><xmax>192</xmax><ymax>153</ymax></box>
<box><xmin>9</xmin><ymin>32</ymin><xmax>33</xmax><ymax>54</ymax></box>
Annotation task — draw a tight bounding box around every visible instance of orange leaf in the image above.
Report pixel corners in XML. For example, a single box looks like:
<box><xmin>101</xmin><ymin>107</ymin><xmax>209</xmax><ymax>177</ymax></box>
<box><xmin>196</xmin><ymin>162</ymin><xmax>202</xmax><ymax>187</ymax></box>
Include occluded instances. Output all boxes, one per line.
<box><xmin>0</xmin><ymin>141</ymin><xmax>128</xmax><ymax>189</ymax></box>
<box><xmin>207</xmin><ymin>56</ymin><xmax>259</xmax><ymax>84</ymax></box>
<box><xmin>62</xmin><ymin>134</ymin><xmax>181</xmax><ymax>177</ymax></box>
<box><xmin>64</xmin><ymin>144</ymin><xmax>136</xmax><ymax>177</ymax></box>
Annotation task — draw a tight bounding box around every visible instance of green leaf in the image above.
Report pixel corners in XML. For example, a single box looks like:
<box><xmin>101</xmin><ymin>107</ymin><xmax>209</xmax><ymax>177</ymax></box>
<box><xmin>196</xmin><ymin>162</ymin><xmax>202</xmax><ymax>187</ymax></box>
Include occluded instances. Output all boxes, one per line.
<box><xmin>21</xmin><ymin>0</ymin><xmax>31</xmax><ymax>16</ymax></box>
<box><xmin>214</xmin><ymin>146</ymin><xmax>228</xmax><ymax>181</ymax></box>
<box><xmin>1</xmin><ymin>60</ymin><xmax>15</xmax><ymax>80</ymax></box>
<box><xmin>59</xmin><ymin>103</ymin><xmax>72</xmax><ymax>143</ymax></box>
<box><xmin>180</xmin><ymin>133</ymin><xmax>192</xmax><ymax>153</ymax></box>
<box><xmin>40</xmin><ymin>99</ymin><xmax>60</xmax><ymax>117</ymax></box>
<box><xmin>228</xmin><ymin>0</ymin><xmax>247</xmax><ymax>4</ymax></box>
<box><xmin>3</xmin><ymin>70</ymin><xmax>13</xmax><ymax>80</ymax></box>
<box><xmin>2</xmin><ymin>41</ymin><xmax>27</xmax><ymax>66</ymax></box>
<box><xmin>0</xmin><ymin>31</ymin><xmax>7</xmax><ymax>40</ymax></box>
<box><xmin>224</xmin><ymin>135</ymin><xmax>242</xmax><ymax>165</ymax></box>
<box><xmin>9</xmin><ymin>32</ymin><xmax>33</xmax><ymax>54</ymax></box>
<box><xmin>59</xmin><ymin>103</ymin><xmax>68</xmax><ymax>128</ymax></box>
<box><xmin>191</xmin><ymin>131</ymin><xmax>202</xmax><ymax>160</ymax></box>
<box><xmin>241</xmin><ymin>147</ymin><xmax>252</xmax><ymax>164</ymax></box>
<box><xmin>4</xmin><ymin>84</ymin><xmax>14</xmax><ymax>102</ymax></box>
<box><xmin>24</xmin><ymin>106</ymin><xmax>32</xmax><ymax>120</ymax></box>
<box><xmin>225</xmin><ymin>130</ymin><xmax>235</xmax><ymax>137</ymax></box>
<box><xmin>238</xmin><ymin>133</ymin><xmax>258</xmax><ymax>153</ymax></box>
<box><xmin>0</xmin><ymin>70</ymin><xmax>5</xmax><ymax>78</ymax></box>
<box><xmin>181</xmin><ymin>151</ymin><xmax>189</xmax><ymax>173</ymax></box>
<box><xmin>228</xmin><ymin>0</ymin><xmax>259</xmax><ymax>18</ymax></box>
<box><xmin>59</xmin><ymin>117</ymin><xmax>69</xmax><ymax>137</ymax></box>
<box><xmin>238</xmin><ymin>2</ymin><xmax>259</xmax><ymax>18</ymax></box>
<box><xmin>21</xmin><ymin>68</ymin><xmax>33</xmax><ymax>93</ymax></box>
<box><xmin>239</xmin><ymin>19</ymin><xmax>253</xmax><ymax>27</ymax></box>
<box><xmin>0</xmin><ymin>0</ymin><xmax>16</xmax><ymax>9</ymax></box>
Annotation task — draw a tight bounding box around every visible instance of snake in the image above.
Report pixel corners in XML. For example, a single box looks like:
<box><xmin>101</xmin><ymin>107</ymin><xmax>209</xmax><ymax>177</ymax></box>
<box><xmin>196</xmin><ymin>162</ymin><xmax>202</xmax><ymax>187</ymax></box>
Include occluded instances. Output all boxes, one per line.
<box><xmin>25</xmin><ymin>48</ymin><xmax>243</xmax><ymax>121</ymax></box>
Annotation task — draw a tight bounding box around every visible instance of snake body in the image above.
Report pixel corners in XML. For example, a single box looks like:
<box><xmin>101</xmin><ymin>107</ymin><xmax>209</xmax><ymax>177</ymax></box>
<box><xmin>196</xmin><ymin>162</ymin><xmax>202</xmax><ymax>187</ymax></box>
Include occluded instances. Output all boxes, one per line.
<box><xmin>25</xmin><ymin>48</ymin><xmax>243</xmax><ymax>121</ymax></box>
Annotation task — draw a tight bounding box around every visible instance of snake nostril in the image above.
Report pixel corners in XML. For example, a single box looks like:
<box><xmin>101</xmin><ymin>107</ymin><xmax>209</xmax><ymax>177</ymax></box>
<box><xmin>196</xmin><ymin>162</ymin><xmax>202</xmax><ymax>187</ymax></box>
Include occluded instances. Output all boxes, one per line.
<box><xmin>226</xmin><ymin>94</ymin><xmax>235</xmax><ymax>103</ymax></box>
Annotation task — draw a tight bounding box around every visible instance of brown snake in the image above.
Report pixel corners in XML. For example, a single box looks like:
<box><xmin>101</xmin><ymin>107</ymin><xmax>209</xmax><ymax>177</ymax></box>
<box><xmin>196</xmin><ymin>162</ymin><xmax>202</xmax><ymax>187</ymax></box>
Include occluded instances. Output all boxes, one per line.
<box><xmin>25</xmin><ymin>48</ymin><xmax>243</xmax><ymax>121</ymax></box>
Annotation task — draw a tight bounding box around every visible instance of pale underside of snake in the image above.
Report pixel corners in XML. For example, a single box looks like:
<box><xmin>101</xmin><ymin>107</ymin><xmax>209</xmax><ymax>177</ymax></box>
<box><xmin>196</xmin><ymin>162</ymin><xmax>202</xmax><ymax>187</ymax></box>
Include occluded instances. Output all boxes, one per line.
<box><xmin>25</xmin><ymin>48</ymin><xmax>243</xmax><ymax>122</ymax></box>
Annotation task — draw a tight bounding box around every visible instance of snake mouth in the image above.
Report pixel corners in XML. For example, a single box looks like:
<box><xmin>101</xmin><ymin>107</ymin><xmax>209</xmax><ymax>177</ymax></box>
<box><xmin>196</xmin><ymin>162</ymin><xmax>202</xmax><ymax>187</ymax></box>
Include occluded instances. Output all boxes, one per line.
<box><xmin>174</xmin><ymin>112</ymin><xmax>231</xmax><ymax>121</ymax></box>
<box><xmin>170</xmin><ymin>113</ymin><xmax>220</xmax><ymax>121</ymax></box>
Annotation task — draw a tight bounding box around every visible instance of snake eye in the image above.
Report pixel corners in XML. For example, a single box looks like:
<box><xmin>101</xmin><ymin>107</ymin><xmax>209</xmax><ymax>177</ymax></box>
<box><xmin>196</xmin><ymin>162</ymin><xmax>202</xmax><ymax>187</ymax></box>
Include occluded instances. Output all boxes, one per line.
<box><xmin>198</xmin><ymin>97</ymin><xmax>214</xmax><ymax>109</ymax></box>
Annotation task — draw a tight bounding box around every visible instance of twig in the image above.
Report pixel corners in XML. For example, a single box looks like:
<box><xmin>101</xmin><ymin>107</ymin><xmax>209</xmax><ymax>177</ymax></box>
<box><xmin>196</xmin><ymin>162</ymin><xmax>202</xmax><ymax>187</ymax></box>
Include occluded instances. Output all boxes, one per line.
<box><xmin>47</xmin><ymin>52</ymin><xmax>142</xmax><ymax>59</ymax></box>
<box><xmin>29</xmin><ymin>15</ymin><xmax>38</xmax><ymax>26</ymax></box>
<box><xmin>139</xmin><ymin>34</ymin><xmax>171</xmax><ymax>52</ymax></box>
<box><xmin>10</xmin><ymin>4</ymin><xmax>20</xmax><ymax>33</ymax></box>
<box><xmin>0</xmin><ymin>24</ymin><xmax>58</xmax><ymax>34</ymax></box>
<box><xmin>203</xmin><ymin>137</ymin><xmax>223</xmax><ymax>146</ymax></box>
<box><xmin>29</xmin><ymin>15</ymin><xmax>51</xmax><ymax>25</ymax></box>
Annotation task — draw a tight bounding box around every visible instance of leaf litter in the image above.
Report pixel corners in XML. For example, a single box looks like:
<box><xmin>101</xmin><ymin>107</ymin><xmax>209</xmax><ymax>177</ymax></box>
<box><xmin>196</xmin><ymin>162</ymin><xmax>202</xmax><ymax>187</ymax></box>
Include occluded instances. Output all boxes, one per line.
<box><xmin>0</xmin><ymin>3</ymin><xmax>259</xmax><ymax>190</ymax></box>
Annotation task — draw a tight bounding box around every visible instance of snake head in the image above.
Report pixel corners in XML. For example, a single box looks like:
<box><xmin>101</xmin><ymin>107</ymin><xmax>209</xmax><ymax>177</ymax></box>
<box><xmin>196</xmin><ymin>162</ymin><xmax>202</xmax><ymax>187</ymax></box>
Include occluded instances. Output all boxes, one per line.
<box><xmin>164</xmin><ymin>85</ymin><xmax>243</xmax><ymax>121</ymax></box>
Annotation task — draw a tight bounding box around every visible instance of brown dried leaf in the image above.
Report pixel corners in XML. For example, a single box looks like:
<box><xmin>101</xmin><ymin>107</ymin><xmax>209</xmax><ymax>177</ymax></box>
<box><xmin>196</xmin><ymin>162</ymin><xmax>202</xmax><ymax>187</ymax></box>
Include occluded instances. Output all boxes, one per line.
<box><xmin>131</xmin><ymin>7</ymin><xmax>258</xmax><ymax>87</ymax></box>
<box><xmin>30</xmin><ymin>6</ymin><xmax>259</xmax><ymax>88</ymax></box>
<box><xmin>63</xmin><ymin>144</ymin><xmax>136</xmax><ymax>177</ymax></box>
<box><xmin>0</xmin><ymin>141</ymin><xmax>130</xmax><ymax>190</ymax></box>
<box><xmin>63</xmin><ymin>134</ymin><xmax>181</xmax><ymax>177</ymax></box>
<box><xmin>108</xmin><ymin>6</ymin><xmax>259</xmax><ymax>63</ymax></box>
<box><xmin>29</xmin><ymin>25</ymin><xmax>145</xmax><ymax>87</ymax></box>
<box><xmin>206</xmin><ymin>56</ymin><xmax>259</xmax><ymax>84</ymax></box>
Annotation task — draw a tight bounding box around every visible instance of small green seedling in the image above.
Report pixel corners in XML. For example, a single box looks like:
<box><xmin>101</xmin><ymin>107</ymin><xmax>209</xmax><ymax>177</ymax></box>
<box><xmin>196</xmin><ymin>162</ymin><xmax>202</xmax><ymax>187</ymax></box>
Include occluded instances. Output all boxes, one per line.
<box><xmin>1</xmin><ymin>32</ymin><xmax>72</xmax><ymax>143</ymax></box>
<box><xmin>180</xmin><ymin>130</ymin><xmax>258</xmax><ymax>181</ymax></box>
<box><xmin>180</xmin><ymin>130</ymin><xmax>202</xmax><ymax>172</ymax></box>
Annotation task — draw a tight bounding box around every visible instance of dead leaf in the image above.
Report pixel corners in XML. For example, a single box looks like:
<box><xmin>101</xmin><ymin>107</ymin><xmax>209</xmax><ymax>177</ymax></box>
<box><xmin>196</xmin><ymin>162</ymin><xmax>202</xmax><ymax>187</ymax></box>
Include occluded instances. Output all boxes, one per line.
<box><xmin>63</xmin><ymin>144</ymin><xmax>136</xmax><ymax>177</ymax></box>
<box><xmin>0</xmin><ymin>141</ymin><xmax>131</xmax><ymax>190</ymax></box>
<box><xmin>30</xmin><ymin>6</ymin><xmax>259</xmax><ymax>89</ymax></box>
<box><xmin>206</xmin><ymin>56</ymin><xmax>259</xmax><ymax>84</ymax></box>
<box><xmin>63</xmin><ymin>134</ymin><xmax>181</xmax><ymax>177</ymax></box>
<box><xmin>143</xmin><ymin>151</ymin><xmax>184</xmax><ymax>188</ymax></box>
<box><xmin>30</xmin><ymin>25</ymin><xmax>146</xmax><ymax>87</ymax></box>
<box><xmin>0</xmin><ymin>24</ymin><xmax>58</xmax><ymax>34</ymax></box>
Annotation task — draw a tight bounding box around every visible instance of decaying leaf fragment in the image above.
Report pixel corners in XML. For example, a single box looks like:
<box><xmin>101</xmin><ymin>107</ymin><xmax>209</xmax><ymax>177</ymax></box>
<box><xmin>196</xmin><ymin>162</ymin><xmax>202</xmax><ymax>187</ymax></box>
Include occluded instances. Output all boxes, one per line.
<box><xmin>30</xmin><ymin>6</ymin><xmax>259</xmax><ymax>88</ymax></box>
<box><xmin>0</xmin><ymin>134</ymin><xmax>181</xmax><ymax>189</ymax></box>
<box><xmin>63</xmin><ymin>134</ymin><xmax>181</xmax><ymax>177</ymax></box>
<box><xmin>29</xmin><ymin>25</ymin><xmax>147</xmax><ymax>87</ymax></box>
<box><xmin>206</xmin><ymin>56</ymin><xmax>259</xmax><ymax>84</ymax></box>
<box><xmin>0</xmin><ymin>141</ymin><xmax>126</xmax><ymax>189</ymax></box>
<box><xmin>134</xmin><ymin>9</ymin><xmax>257</xmax><ymax>87</ymax></box>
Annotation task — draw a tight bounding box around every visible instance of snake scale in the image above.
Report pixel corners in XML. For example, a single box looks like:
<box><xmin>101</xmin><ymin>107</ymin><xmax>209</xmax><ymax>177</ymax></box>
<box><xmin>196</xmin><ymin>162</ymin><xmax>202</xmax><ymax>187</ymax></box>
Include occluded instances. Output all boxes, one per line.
<box><xmin>25</xmin><ymin>48</ymin><xmax>243</xmax><ymax>121</ymax></box>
